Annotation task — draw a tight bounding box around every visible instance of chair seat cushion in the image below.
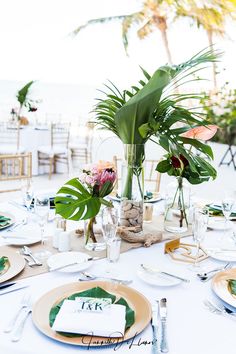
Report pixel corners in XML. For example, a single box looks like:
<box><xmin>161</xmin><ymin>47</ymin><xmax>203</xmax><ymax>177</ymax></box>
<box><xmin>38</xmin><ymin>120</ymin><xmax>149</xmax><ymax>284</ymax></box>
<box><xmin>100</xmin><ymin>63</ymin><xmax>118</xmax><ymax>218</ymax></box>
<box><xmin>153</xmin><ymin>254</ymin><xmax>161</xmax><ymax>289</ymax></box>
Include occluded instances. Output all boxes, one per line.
<box><xmin>0</xmin><ymin>145</ymin><xmax>25</xmax><ymax>154</ymax></box>
<box><xmin>38</xmin><ymin>145</ymin><xmax>68</xmax><ymax>157</ymax></box>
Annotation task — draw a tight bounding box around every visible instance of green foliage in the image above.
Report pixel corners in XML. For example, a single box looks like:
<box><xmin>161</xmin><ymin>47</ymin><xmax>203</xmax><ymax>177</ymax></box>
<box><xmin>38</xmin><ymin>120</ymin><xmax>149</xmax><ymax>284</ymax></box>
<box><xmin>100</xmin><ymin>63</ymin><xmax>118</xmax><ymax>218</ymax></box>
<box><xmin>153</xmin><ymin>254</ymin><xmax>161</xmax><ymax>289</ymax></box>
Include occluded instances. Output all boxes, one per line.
<box><xmin>0</xmin><ymin>257</ymin><xmax>8</xmax><ymax>272</ymax></box>
<box><xmin>55</xmin><ymin>178</ymin><xmax>112</xmax><ymax>221</ymax></box>
<box><xmin>49</xmin><ymin>286</ymin><xmax>135</xmax><ymax>337</ymax></box>
<box><xmin>0</xmin><ymin>215</ymin><xmax>11</xmax><ymax>227</ymax></box>
<box><xmin>201</xmin><ymin>83</ymin><xmax>236</xmax><ymax>145</ymax></box>
<box><xmin>93</xmin><ymin>48</ymin><xmax>220</xmax><ymax>186</ymax></box>
<box><xmin>16</xmin><ymin>81</ymin><xmax>34</xmax><ymax>107</ymax></box>
<box><xmin>228</xmin><ymin>279</ymin><xmax>236</xmax><ymax>296</ymax></box>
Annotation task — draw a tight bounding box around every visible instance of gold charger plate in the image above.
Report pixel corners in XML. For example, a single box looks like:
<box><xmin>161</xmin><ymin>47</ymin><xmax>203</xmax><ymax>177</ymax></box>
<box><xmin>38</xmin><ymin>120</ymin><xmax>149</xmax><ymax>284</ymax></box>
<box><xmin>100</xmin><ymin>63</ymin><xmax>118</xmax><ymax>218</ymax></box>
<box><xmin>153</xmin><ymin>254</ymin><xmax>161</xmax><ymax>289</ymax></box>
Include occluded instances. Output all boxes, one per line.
<box><xmin>32</xmin><ymin>281</ymin><xmax>152</xmax><ymax>347</ymax></box>
<box><xmin>0</xmin><ymin>246</ymin><xmax>25</xmax><ymax>283</ymax></box>
<box><xmin>212</xmin><ymin>268</ymin><xmax>236</xmax><ymax>308</ymax></box>
<box><xmin>0</xmin><ymin>212</ymin><xmax>15</xmax><ymax>230</ymax></box>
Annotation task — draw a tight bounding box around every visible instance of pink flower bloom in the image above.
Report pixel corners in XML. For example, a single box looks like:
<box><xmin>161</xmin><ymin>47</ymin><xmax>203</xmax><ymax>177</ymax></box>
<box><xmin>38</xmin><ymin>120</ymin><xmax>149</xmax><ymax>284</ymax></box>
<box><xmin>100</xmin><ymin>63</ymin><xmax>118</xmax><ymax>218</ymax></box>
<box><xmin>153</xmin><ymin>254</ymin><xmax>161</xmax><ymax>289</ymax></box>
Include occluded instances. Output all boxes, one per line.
<box><xmin>100</xmin><ymin>170</ymin><xmax>116</xmax><ymax>187</ymax></box>
<box><xmin>85</xmin><ymin>175</ymin><xmax>96</xmax><ymax>186</ymax></box>
<box><xmin>181</xmin><ymin>125</ymin><xmax>218</xmax><ymax>141</ymax></box>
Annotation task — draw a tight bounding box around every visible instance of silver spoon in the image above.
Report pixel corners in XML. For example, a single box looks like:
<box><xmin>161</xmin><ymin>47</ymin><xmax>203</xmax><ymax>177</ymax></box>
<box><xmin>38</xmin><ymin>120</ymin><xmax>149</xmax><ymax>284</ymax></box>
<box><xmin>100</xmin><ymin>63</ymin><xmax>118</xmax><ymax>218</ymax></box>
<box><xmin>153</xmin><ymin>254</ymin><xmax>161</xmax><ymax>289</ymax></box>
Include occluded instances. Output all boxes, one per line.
<box><xmin>197</xmin><ymin>262</ymin><xmax>231</xmax><ymax>281</ymax></box>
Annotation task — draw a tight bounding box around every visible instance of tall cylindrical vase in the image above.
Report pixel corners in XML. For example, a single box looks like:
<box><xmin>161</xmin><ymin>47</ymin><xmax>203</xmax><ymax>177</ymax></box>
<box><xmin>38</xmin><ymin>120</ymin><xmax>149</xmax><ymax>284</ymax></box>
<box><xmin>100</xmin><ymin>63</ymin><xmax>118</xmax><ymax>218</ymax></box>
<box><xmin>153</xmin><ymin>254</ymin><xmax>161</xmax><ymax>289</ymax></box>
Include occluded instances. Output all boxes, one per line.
<box><xmin>120</xmin><ymin>144</ymin><xmax>144</xmax><ymax>230</ymax></box>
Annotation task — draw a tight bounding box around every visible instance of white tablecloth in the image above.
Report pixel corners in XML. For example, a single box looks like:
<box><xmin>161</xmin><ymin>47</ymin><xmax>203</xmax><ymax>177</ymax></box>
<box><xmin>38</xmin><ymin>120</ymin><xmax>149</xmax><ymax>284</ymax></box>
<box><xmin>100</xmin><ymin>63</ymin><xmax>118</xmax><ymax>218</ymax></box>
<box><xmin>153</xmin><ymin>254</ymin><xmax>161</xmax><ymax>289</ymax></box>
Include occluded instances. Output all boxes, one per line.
<box><xmin>0</xmin><ymin>202</ymin><xmax>235</xmax><ymax>354</ymax></box>
<box><xmin>20</xmin><ymin>127</ymin><xmax>50</xmax><ymax>175</ymax></box>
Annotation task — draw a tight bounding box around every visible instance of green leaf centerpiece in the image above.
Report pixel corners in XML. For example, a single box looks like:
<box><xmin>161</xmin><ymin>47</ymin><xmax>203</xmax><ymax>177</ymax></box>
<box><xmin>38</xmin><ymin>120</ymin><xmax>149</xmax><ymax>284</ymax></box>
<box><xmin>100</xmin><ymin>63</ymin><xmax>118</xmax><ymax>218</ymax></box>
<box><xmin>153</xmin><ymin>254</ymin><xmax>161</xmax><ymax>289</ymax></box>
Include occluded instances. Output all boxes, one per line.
<box><xmin>49</xmin><ymin>286</ymin><xmax>135</xmax><ymax>338</ymax></box>
<box><xmin>55</xmin><ymin>161</ymin><xmax>117</xmax><ymax>245</ymax></box>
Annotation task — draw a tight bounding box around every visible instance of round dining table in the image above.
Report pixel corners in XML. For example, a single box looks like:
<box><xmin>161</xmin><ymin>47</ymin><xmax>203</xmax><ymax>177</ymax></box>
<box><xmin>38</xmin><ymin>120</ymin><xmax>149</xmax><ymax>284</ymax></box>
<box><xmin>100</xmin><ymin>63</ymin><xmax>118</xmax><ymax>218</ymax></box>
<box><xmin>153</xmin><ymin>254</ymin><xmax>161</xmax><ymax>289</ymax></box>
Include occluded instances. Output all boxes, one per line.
<box><xmin>0</xmin><ymin>200</ymin><xmax>235</xmax><ymax>354</ymax></box>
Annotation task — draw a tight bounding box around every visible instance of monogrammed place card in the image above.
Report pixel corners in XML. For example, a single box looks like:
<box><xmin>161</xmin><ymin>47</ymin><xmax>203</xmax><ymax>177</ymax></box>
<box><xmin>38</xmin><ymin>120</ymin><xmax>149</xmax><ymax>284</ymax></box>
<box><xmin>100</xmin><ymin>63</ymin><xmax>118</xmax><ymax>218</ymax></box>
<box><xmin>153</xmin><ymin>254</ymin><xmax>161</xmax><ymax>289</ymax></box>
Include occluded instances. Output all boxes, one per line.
<box><xmin>75</xmin><ymin>297</ymin><xmax>112</xmax><ymax>312</ymax></box>
<box><xmin>52</xmin><ymin>299</ymin><xmax>126</xmax><ymax>337</ymax></box>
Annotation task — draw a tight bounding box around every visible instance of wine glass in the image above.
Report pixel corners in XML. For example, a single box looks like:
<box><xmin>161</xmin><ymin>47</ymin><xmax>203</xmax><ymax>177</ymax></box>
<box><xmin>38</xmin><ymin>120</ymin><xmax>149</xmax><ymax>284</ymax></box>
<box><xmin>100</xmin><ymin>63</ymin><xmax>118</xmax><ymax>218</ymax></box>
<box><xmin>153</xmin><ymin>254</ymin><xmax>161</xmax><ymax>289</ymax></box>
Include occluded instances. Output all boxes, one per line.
<box><xmin>34</xmin><ymin>194</ymin><xmax>51</xmax><ymax>259</ymax></box>
<box><xmin>101</xmin><ymin>207</ymin><xmax>119</xmax><ymax>274</ymax></box>
<box><xmin>189</xmin><ymin>207</ymin><xmax>208</xmax><ymax>272</ymax></box>
<box><xmin>222</xmin><ymin>197</ymin><xmax>234</xmax><ymax>231</ymax></box>
<box><xmin>101</xmin><ymin>207</ymin><xmax>119</xmax><ymax>242</ymax></box>
<box><xmin>21</xmin><ymin>179</ymin><xmax>34</xmax><ymax>214</ymax></box>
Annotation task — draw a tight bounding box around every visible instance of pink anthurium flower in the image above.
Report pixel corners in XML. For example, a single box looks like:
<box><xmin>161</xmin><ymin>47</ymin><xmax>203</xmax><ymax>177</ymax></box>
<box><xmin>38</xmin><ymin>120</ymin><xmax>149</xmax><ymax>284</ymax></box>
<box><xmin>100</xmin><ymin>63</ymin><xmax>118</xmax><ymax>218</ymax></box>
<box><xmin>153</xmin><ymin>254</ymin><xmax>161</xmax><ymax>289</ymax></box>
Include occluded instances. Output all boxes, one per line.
<box><xmin>181</xmin><ymin>125</ymin><xmax>218</xmax><ymax>141</ymax></box>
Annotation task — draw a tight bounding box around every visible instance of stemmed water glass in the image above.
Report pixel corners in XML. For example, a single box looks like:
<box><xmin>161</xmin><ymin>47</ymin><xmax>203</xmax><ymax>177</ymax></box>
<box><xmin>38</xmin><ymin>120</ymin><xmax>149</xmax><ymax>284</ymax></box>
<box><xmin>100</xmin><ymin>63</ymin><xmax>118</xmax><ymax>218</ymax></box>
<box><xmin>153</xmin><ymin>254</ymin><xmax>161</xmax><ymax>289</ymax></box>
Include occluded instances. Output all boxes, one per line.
<box><xmin>222</xmin><ymin>197</ymin><xmax>234</xmax><ymax>232</ymax></box>
<box><xmin>21</xmin><ymin>179</ymin><xmax>34</xmax><ymax>214</ymax></box>
<box><xmin>101</xmin><ymin>207</ymin><xmax>119</xmax><ymax>274</ymax></box>
<box><xmin>189</xmin><ymin>207</ymin><xmax>209</xmax><ymax>272</ymax></box>
<box><xmin>34</xmin><ymin>194</ymin><xmax>51</xmax><ymax>259</ymax></box>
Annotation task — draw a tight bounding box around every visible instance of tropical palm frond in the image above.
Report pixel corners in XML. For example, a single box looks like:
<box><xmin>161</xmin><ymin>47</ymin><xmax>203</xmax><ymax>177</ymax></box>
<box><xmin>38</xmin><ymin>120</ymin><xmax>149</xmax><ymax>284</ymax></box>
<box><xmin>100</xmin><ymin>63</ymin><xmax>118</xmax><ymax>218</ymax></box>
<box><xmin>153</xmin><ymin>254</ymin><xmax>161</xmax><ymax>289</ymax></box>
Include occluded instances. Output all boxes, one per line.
<box><xmin>72</xmin><ymin>15</ymin><xmax>128</xmax><ymax>36</ymax></box>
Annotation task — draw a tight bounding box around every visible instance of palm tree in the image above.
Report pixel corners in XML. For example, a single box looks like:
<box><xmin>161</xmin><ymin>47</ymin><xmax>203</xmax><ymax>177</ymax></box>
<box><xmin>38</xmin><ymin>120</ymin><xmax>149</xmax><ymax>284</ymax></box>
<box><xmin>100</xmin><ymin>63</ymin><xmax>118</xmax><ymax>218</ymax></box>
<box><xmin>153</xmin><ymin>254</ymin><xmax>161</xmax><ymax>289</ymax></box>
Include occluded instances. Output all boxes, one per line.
<box><xmin>177</xmin><ymin>0</ymin><xmax>236</xmax><ymax>89</ymax></box>
<box><xmin>72</xmin><ymin>0</ymin><xmax>177</xmax><ymax>65</ymax></box>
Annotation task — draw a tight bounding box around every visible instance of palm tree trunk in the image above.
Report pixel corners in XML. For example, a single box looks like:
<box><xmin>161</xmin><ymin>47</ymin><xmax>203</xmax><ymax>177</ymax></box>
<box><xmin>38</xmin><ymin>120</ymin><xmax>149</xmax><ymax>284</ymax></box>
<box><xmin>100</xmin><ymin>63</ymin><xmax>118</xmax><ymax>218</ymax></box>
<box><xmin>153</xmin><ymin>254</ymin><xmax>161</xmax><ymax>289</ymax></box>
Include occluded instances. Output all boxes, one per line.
<box><xmin>160</xmin><ymin>28</ymin><xmax>173</xmax><ymax>65</ymax></box>
<box><xmin>207</xmin><ymin>29</ymin><xmax>217</xmax><ymax>90</ymax></box>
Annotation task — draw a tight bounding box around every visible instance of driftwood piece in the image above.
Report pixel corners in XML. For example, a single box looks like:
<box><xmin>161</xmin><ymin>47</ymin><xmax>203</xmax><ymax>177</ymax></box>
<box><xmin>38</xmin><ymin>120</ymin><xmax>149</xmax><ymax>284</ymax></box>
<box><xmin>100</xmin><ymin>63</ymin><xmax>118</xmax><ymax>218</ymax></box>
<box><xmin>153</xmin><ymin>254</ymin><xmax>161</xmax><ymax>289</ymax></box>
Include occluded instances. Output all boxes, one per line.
<box><xmin>117</xmin><ymin>226</ymin><xmax>163</xmax><ymax>247</ymax></box>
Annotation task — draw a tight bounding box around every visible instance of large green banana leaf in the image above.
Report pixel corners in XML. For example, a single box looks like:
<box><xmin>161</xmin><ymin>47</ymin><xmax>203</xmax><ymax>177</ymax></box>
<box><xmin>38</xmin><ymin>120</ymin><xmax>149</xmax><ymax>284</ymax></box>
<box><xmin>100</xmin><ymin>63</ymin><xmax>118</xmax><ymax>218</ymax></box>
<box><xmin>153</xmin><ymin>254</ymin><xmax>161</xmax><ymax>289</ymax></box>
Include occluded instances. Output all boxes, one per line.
<box><xmin>114</xmin><ymin>66</ymin><xmax>174</xmax><ymax>144</ymax></box>
<box><xmin>55</xmin><ymin>178</ymin><xmax>101</xmax><ymax>221</ymax></box>
<box><xmin>17</xmin><ymin>81</ymin><xmax>34</xmax><ymax>106</ymax></box>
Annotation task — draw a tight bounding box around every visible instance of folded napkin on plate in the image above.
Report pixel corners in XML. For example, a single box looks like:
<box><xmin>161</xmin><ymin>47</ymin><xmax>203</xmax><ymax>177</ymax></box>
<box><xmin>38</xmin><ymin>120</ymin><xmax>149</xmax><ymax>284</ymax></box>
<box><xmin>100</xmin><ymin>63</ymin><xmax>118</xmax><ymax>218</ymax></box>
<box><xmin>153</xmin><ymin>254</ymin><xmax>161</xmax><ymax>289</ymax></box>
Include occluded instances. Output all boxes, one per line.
<box><xmin>0</xmin><ymin>216</ymin><xmax>11</xmax><ymax>227</ymax></box>
<box><xmin>52</xmin><ymin>299</ymin><xmax>126</xmax><ymax>337</ymax></box>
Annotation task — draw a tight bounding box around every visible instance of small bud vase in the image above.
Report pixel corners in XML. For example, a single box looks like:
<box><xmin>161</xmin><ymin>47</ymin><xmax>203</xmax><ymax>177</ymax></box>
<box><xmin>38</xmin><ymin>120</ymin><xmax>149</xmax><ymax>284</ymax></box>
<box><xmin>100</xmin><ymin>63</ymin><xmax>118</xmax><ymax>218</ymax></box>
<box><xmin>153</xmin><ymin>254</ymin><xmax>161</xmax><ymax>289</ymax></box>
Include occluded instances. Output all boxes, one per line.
<box><xmin>84</xmin><ymin>215</ymin><xmax>106</xmax><ymax>251</ymax></box>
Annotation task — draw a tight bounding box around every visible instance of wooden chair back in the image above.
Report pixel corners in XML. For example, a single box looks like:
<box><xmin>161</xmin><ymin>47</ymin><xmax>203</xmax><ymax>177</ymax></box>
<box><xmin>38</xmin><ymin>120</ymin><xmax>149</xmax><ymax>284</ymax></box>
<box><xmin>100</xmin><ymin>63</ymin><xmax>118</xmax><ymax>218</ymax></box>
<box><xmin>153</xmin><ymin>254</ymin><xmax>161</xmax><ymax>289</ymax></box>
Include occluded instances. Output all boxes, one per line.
<box><xmin>51</xmin><ymin>123</ymin><xmax>70</xmax><ymax>148</ymax></box>
<box><xmin>0</xmin><ymin>152</ymin><xmax>32</xmax><ymax>192</ymax></box>
<box><xmin>0</xmin><ymin>121</ymin><xmax>20</xmax><ymax>150</ymax></box>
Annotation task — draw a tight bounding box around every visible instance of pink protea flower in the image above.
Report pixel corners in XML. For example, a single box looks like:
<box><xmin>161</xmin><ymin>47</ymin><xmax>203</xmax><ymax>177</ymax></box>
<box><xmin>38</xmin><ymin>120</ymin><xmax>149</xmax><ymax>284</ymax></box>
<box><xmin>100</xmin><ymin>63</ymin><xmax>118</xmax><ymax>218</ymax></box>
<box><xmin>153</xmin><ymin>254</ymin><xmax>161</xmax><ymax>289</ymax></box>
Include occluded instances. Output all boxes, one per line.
<box><xmin>100</xmin><ymin>169</ymin><xmax>117</xmax><ymax>187</ymax></box>
<box><xmin>181</xmin><ymin>125</ymin><xmax>218</xmax><ymax>141</ymax></box>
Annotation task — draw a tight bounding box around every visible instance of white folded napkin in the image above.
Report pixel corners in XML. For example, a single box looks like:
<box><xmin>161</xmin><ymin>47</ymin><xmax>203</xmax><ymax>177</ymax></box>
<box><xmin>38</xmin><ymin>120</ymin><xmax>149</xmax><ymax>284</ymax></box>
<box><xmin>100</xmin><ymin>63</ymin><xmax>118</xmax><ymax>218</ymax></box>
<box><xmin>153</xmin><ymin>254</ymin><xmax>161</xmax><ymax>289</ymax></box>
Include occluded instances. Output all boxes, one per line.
<box><xmin>52</xmin><ymin>299</ymin><xmax>126</xmax><ymax>337</ymax></box>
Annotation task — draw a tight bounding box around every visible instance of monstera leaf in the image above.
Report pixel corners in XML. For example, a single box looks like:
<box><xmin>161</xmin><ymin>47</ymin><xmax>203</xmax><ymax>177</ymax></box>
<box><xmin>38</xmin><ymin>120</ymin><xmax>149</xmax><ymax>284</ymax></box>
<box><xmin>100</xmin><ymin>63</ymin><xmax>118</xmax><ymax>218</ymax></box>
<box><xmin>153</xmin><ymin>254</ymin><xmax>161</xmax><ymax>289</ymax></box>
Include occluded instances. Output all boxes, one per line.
<box><xmin>55</xmin><ymin>178</ymin><xmax>102</xmax><ymax>221</ymax></box>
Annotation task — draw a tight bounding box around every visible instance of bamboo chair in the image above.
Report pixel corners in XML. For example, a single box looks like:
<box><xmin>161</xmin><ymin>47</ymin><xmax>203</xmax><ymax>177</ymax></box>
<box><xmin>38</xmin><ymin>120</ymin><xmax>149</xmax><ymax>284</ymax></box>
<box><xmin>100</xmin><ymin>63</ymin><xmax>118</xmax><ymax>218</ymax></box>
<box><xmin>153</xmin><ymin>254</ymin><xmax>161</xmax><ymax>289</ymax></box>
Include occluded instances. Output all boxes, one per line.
<box><xmin>70</xmin><ymin>122</ymin><xmax>94</xmax><ymax>165</ymax></box>
<box><xmin>112</xmin><ymin>156</ymin><xmax>161</xmax><ymax>197</ymax></box>
<box><xmin>0</xmin><ymin>121</ymin><xmax>25</xmax><ymax>154</ymax></box>
<box><xmin>37</xmin><ymin>123</ymin><xmax>71</xmax><ymax>179</ymax></box>
<box><xmin>0</xmin><ymin>152</ymin><xmax>32</xmax><ymax>192</ymax></box>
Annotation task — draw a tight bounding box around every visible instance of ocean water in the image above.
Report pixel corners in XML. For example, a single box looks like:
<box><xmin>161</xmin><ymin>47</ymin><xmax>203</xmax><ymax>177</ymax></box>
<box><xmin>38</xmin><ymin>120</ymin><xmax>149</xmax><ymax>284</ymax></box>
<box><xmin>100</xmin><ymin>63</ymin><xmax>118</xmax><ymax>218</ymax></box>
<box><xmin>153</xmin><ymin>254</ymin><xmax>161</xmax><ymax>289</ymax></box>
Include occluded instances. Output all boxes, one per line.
<box><xmin>0</xmin><ymin>80</ymin><xmax>98</xmax><ymax>124</ymax></box>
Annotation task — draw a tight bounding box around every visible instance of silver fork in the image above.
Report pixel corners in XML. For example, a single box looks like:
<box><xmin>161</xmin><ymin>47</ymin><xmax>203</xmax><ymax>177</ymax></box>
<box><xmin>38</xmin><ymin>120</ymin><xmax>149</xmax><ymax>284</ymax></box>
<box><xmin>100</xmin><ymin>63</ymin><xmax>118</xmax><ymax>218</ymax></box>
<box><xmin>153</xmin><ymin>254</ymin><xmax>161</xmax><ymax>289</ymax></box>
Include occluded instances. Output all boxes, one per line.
<box><xmin>4</xmin><ymin>293</ymin><xmax>31</xmax><ymax>333</ymax></box>
<box><xmin>204</xmin><ymin>299</ymin><xmax>236</xmax><ymax>321</ymax></box>
<box><xmin>11</xmin><ymin>298</ymin><xmax>32</xmax><ymax>342</ymax></box>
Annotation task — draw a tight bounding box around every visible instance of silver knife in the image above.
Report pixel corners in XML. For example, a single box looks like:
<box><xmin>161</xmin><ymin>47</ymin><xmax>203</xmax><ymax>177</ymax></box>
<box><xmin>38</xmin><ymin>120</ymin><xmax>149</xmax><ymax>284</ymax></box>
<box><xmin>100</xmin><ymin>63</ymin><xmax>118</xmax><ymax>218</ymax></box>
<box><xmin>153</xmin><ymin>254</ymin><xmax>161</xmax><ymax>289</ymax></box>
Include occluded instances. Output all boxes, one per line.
<box><xmin>159</xmin><ymin>298</ymin><xmax>168</xmax><ymax>353</ymax></box>
<box><xmin>49</xmin><ymin>257</ymin><xmax>100</xmax><ymax>271</ymax></box>
<box><xmin>151</xmin><ymin>304</ymin><xmax>159</xmax><ymax>354</ymax></box>
<box><xmin>141</xmin><ymin>264</ymin><xmax>190</xmax><ymax>283</ymax></box>
<box><xmin>0</xmin><ymin>283</ymin><xmax>28</xmax><ymax>295</ymax></box>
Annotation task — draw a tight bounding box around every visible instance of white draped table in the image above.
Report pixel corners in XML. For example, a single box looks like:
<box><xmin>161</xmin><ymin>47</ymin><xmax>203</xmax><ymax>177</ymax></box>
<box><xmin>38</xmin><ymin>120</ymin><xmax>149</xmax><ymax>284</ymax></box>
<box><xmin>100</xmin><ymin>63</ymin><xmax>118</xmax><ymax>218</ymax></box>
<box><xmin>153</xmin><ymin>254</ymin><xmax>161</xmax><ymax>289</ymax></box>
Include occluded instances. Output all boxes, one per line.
<box><xmin>0</xmin><ymin>201</ymin><xmax>235</xmax><ymax>354</ymax></box>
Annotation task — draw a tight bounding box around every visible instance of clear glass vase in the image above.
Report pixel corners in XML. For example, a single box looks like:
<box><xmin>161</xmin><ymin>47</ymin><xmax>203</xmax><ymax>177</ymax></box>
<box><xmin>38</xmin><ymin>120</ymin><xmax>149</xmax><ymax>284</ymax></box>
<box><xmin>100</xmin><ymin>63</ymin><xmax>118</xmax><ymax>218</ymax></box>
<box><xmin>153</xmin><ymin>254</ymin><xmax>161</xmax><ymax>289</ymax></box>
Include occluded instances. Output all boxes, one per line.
<box><xmin>120</xmin><ymin>144</ymin><xmax>144</xmax><ymax>230</ymax></box>
<box><xmin>84</xmin><ymin>215</ymin><xmax>106</xmax><ymax>251</ymax></box>
<box><xmin>164</xmin><ymin>177</ymin><xmax>190</xmax><ymax>233</ymax></box>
